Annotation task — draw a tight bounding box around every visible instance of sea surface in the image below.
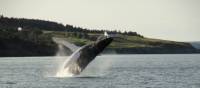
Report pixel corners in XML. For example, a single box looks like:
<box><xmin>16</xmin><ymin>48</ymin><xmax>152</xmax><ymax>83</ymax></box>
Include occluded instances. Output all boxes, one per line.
<box><xmin>0</xmin><ymin>54</ymin><xmax>200</xmax><ymax>88</ymax></box>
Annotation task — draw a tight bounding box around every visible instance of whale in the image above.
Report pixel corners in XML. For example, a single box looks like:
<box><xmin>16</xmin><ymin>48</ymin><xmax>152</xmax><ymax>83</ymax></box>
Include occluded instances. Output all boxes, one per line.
<box><xmin>56</xmin><ymin>36</ymin><xmax>113</xmax><ymax>76</ymax></box>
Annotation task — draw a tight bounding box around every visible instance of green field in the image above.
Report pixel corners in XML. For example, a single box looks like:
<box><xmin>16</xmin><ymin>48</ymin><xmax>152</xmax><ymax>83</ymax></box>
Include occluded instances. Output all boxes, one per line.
<box><xmin>45</xmin><ymin>31</ymin><xmax>191</xmax><ymax>49</ymax></box>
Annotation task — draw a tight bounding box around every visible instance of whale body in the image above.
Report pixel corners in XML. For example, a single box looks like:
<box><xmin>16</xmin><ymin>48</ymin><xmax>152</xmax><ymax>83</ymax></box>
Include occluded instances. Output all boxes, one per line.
<box><xmin>57</xmin><ymin>36</ymin><xmax>113</xmax><ymax>76</ymax></box>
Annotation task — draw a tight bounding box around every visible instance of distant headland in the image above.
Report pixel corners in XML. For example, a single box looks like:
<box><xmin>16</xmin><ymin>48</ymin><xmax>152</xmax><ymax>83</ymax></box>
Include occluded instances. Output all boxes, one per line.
<box><xmin>0</xmin><ymin>15</ymin><xmax>199</xmax><ymax>57</ymax></box>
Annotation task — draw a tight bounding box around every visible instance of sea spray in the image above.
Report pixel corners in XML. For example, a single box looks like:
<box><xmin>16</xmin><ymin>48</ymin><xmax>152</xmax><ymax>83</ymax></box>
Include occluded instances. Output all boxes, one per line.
<box><xmin>43</xmin><ymin>44</ymin><xmax>68</xmax><ymax>77</ymax></box>
<box><xmin>56</xmin><ymin>47</ymin><xmax>83</xmax><ymax>77</ymax></box>
<box><xmin>46</xmin><ymin>37</ymin><xmax>80</xmax><ymax>77</ymax></box>
<box><xmin>53</xmin><ymin>37</ymin><xmax>87</xmax><ymax>77</ymax></box>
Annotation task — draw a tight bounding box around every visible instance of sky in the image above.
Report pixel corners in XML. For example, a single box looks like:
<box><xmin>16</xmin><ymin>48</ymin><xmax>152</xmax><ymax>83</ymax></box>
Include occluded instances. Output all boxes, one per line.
<box><xmin>0</xmin><ymin>0</ymin><xmax>200</xmax><ymax>41</ymax></box>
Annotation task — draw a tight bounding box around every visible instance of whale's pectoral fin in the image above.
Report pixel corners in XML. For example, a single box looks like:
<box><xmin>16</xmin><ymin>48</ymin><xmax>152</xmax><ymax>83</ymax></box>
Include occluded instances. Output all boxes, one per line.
<box><xmin>52</xmin><ymin>37</ymin><xmax>80</xmax><ymax>55</ymax></box>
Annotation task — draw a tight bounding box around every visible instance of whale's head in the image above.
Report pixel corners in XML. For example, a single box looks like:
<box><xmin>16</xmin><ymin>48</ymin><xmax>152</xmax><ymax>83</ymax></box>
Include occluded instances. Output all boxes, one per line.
<box><xmin>80</xmin><ymin>36</ymin><xmax>113</xmax><ymax>59</ymax></box>
<box><xmin>93</xmin><ymin>36</ymin><xmax>113</xmax><ymax>54</ymax></box>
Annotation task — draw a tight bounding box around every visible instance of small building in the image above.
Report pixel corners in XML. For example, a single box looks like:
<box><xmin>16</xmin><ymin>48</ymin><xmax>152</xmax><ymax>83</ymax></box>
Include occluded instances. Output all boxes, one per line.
<box><xmin>17</xmin><ymin>27</ymin><xmax>22</xmax><ymax>31</ymax></box>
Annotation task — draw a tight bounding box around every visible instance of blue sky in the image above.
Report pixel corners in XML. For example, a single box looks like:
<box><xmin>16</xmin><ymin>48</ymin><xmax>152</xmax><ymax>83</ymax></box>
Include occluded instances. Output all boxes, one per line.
<box><xmin>0</xmin><ymin>0</ymin><xmax>200</xmax><ymax>41</ymax></box>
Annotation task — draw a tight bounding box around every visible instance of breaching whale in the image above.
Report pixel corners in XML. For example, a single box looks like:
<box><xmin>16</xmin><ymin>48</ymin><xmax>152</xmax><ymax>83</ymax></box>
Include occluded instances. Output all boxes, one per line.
<box><xmin>56</xmin><ymin>35</ymin><xmax>113</xmax><ymax>76</ymax></box>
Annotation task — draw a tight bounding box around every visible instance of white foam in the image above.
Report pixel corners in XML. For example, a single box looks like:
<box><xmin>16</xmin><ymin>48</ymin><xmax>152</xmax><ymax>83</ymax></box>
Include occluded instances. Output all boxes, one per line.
<box><xmin>55</xmin><ymin>46</ymin><xmax>85</xmax><ymax>77</ymax></box>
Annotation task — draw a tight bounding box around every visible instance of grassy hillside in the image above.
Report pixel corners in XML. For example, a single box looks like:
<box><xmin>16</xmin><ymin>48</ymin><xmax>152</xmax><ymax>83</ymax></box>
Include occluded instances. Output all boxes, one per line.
<box><xmin>0</xmin><ymin>16</ymin><xmax>199</xmax><ymax>56</ymax></box>
<box><xmin>45</xmin><ymin>31</ymin><xmax>197</xmax><ymax>54</ymax></box>
<box><xmin>47</xmin><ymin>31</ymin><xmax>187</xmax><ymax>47</ymax></box>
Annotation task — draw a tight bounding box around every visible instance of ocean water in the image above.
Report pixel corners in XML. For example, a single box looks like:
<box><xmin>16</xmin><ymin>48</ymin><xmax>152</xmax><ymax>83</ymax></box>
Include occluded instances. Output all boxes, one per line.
<box><xmin>0</xmin><ymin>54</ymin><xmax>200</xmax><ymax>88</ymax></box>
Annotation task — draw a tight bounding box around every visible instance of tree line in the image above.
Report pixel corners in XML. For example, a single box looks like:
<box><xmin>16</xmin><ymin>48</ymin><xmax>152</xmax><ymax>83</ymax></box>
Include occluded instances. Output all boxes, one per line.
<box><xmin>0</xmin><ymin>15</ymin><xmax>143</xmax><ymax>37</ymax></box>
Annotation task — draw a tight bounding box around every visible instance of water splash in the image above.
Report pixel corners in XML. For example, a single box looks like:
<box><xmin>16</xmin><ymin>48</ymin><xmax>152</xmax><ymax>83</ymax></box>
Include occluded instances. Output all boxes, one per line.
<box><xmin>56</xmin><ymin>67</ymin><xmax>75</xmax><ymax>77</ymax></box>
<box><xmin>55</xmin><ymin>46</ymin><xmax>85</xmax><ymax>77</ymax></box>
<box><xmin>51</xmin><ymin>37</ymin><xmax>81</xmax><ymax>77</ymax></box>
